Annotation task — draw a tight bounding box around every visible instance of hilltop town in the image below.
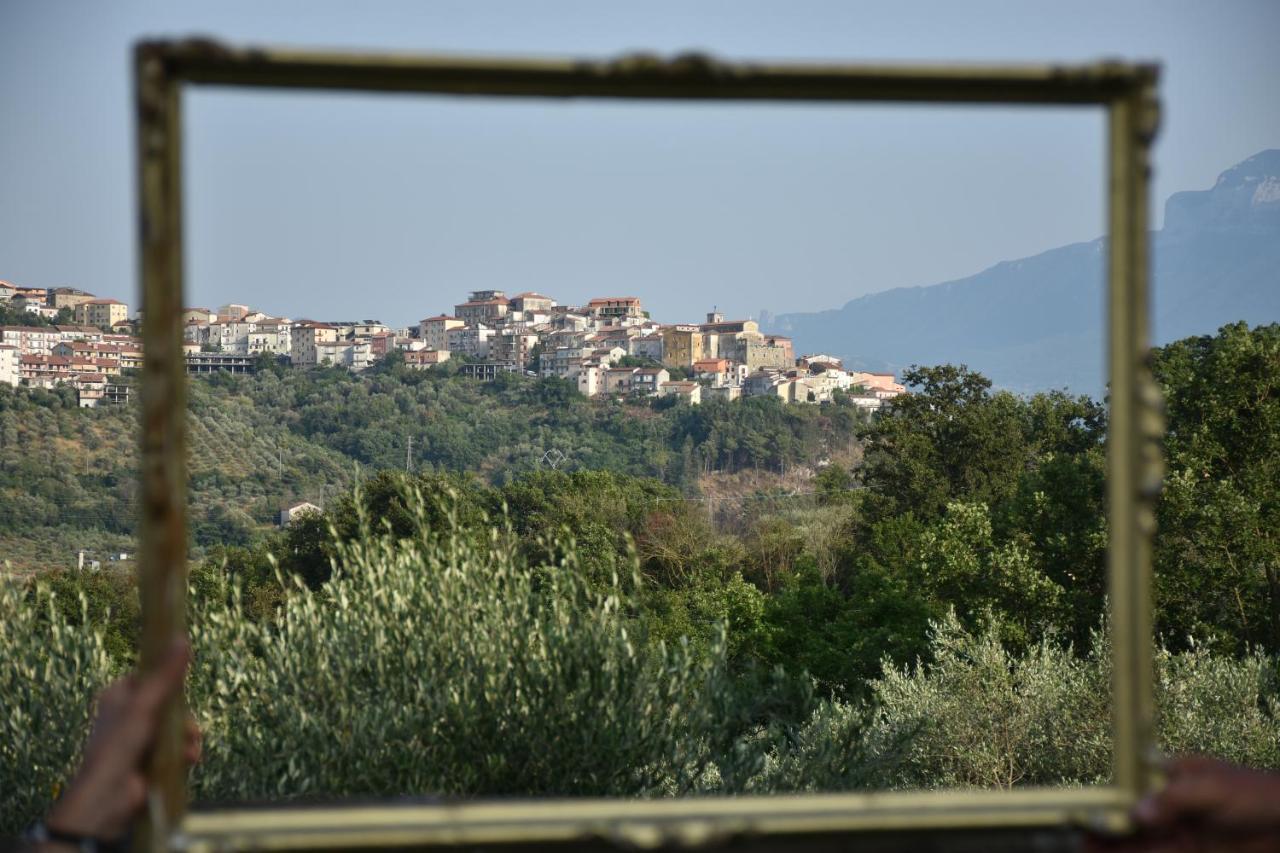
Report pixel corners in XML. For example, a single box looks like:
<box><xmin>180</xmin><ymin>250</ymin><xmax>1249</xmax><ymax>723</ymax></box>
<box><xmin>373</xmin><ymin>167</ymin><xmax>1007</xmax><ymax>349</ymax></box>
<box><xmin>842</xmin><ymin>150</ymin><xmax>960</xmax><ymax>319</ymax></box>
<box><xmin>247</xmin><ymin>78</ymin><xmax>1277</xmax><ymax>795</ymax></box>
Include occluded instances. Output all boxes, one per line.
<box><xmin>0</xmin><ymin>282</ymin><xmax>904</xmax><ymax>409</ymax></box>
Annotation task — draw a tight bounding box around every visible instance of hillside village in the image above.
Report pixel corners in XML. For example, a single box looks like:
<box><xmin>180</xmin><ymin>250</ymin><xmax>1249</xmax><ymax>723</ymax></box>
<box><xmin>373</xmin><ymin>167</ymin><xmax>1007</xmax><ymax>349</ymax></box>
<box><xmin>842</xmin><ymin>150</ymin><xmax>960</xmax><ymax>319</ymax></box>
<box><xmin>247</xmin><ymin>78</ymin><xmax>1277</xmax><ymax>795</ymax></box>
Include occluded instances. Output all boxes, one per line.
<box><xmin>0</xmin><ymin>282</ymin><xmax>905</xmax><ymax>410</ymax></box>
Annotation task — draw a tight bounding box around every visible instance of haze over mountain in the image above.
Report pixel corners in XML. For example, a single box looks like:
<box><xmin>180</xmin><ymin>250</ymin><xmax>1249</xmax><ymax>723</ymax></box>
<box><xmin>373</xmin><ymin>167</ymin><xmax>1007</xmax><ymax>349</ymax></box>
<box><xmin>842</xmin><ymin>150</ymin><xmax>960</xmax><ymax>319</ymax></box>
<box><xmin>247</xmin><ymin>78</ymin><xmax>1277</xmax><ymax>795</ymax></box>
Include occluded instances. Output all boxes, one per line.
<box><xmin>770</xmin><ymin>150</ymin><xmax>1280</xmax><ymax>395</ymax></box>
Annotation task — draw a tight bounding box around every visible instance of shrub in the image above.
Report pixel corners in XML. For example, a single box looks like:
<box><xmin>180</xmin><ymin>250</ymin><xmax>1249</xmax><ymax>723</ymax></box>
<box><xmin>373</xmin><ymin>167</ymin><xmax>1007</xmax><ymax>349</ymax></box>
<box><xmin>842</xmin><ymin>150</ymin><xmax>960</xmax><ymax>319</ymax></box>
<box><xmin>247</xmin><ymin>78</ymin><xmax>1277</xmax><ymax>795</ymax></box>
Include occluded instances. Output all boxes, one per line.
<box><xmin>0</xmin><ymin>580</ymin><xmax>114</xmax><ymax>832</ymax></box>
<box><xmin>187</xmin><ymin>486</ymin><xmax>765</xmax><ymax>802</ymax></box>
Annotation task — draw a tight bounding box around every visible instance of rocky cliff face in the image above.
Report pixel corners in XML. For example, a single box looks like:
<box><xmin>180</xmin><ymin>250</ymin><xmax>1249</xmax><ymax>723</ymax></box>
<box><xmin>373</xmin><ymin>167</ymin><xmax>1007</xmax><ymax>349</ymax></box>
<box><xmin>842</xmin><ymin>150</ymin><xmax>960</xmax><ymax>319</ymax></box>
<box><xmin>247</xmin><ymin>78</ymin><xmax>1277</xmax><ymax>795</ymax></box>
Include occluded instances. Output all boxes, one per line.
<box><xmin>1164</xmin><ymin>150</ymin><xmax>1280</xmax><ymax>235</ymax></box>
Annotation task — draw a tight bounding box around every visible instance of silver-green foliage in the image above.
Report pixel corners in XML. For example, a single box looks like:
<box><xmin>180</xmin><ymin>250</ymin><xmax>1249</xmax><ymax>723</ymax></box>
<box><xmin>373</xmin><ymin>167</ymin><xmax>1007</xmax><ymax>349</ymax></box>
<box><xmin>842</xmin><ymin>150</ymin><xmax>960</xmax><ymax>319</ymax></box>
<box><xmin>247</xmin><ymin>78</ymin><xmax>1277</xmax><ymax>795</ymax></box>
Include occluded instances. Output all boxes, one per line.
<box><xmin>813</xmin><ymin>614</ymin><xmax>1280</xmax><ymax>791</ymax></box>
<box><xmin>188</xmin><ymin>488</ymin><xmax>754</xmax><ymax>802</ymax></box>
<box><xmin>0</xmin><ymin>580</ymin><xmax>114</xmax><ymax>829</ymax></box>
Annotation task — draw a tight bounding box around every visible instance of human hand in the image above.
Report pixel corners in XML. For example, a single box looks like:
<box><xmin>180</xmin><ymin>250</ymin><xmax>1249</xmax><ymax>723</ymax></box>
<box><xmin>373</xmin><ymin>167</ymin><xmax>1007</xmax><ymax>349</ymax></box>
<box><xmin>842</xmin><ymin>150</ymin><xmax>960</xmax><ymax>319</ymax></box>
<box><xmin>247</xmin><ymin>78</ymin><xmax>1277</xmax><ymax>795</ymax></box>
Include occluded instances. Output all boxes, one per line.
<box><xmin>1089</xmin><ymin>756</ymin><xmax>1280</xmax><ymax>852</ymax></box>
<box><xmin>44</xmin><ymin>639</ymin><xmax>201</xmax><ymax>845</ymax></box>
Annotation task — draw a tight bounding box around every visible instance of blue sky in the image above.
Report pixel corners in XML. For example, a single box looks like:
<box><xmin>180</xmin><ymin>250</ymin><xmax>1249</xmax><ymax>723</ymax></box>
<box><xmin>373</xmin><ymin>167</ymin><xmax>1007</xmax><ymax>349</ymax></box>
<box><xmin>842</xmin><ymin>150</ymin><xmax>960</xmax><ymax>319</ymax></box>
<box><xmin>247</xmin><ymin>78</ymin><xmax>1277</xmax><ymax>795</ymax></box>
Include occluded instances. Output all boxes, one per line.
<box><xmin>1</xmin><ymin>0</ymin><xmax>1277</xmax><ymax>327</ymax></box>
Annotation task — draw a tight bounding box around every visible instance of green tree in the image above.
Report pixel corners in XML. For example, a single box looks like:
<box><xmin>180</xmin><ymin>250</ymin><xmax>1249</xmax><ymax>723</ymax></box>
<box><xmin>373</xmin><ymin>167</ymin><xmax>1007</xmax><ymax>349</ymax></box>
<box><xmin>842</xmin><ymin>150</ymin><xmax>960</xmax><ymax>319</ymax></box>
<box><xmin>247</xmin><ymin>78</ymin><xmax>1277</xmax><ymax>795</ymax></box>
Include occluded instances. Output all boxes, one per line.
<box><xmin>1151</xmin><ymin>322</ymin><xmax>1280</xmax><ymax>652</ymax></box>
<box><xmin>859</xmin><ymin>365</ymin><xmax>1030</xmax><ymax>524</ymax></box>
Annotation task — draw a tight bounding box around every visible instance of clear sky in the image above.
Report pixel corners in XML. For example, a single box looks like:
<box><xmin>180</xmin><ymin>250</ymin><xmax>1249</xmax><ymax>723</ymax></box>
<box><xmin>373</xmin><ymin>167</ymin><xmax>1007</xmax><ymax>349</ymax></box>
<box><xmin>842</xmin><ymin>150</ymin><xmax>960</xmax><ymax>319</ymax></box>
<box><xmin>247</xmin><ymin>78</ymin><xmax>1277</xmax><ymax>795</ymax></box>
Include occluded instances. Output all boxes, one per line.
<box><xmin>2</xmin><ymin>0</ymin><xmax>1277</xmax><ymax>327</ymax></box>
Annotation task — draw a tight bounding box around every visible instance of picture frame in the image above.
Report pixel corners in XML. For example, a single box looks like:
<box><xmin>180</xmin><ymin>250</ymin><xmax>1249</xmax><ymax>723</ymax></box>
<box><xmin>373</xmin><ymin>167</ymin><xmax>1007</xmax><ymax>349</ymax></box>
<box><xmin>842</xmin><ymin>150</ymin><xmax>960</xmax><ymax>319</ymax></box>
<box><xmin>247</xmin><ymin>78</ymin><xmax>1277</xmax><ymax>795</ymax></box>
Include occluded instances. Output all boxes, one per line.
<box><xmin>133</xmin><ymin>39</ymin><xmax>1163</xmax><ymax>850</ymax></box>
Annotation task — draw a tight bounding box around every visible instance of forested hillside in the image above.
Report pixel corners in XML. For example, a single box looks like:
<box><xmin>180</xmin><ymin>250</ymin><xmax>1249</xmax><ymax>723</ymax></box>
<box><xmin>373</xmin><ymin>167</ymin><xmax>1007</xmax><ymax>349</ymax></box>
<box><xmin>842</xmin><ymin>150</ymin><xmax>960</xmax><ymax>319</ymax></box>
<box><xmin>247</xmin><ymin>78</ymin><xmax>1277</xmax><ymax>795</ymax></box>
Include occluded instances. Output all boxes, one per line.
<box><xmin>0</xmin><ymin>356</ymin><xmax>862</xmax><ymax>571</ymax></box>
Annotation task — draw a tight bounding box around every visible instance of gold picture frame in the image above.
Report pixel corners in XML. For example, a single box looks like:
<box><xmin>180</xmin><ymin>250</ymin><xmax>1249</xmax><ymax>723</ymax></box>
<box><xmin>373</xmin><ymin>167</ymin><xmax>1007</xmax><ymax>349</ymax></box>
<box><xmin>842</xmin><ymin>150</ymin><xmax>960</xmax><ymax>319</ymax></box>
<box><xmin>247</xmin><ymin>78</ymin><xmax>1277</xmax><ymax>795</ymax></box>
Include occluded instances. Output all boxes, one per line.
<box><xmin>134</xmin><ymin>39</ymin><xmax>1163</xmax><ymax>850</ymax></box>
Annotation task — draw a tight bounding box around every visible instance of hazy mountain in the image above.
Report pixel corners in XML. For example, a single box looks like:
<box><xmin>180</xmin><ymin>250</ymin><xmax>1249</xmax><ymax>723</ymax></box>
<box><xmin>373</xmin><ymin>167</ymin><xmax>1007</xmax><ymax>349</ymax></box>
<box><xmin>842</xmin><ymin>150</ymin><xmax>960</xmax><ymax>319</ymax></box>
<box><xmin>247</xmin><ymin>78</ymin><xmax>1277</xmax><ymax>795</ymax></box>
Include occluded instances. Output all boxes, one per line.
<box><xmin>771</xmin><ymin>150</ymin><xmax>1280</xmax><ymax>395</ymax></box>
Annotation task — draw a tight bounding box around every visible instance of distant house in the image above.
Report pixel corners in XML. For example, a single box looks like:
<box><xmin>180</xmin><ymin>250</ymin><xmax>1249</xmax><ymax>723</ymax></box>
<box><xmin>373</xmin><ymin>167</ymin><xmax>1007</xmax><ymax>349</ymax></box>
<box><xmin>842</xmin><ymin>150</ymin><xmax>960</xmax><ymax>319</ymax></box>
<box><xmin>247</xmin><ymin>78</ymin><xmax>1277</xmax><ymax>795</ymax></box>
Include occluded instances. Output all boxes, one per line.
<box><xmin>659</xmin><ymin>380</ymin><xmax>702</xmax><ymax>405</ymax></box>
<box><xmin>0</xmin><ymin>345</ymin><xmax>17</xmax><ymax>387</ymax></box>
<box><xmin>797</xmin><ymin>353</ymin><xmax>844</xmax><ymax>372</ymax></box>
<box><xmin>692</xmin><ymin>358</ymin><xmax>732</xmax><ymax>386</ymax></box>
<box><xmin>279</xmin><ymin>501</ymin><xmax>322</xmax><ymax>527</ymax></box>
<box><xmin>454</xmin><ymin>292</ymin><xmax>509</xmax><ymax>325</ymax></box>
<box><xmin>510</xmin><ymin>292</ymin><xmax>555</xmax><ymax>316</ymax></box>
<box><xmin>48</xmin><ymin>287</ymin><xmax>97</xmax><ymax>311</ymax></box>
<box><xmin>703</xmin><ymin>385</ymin><xmax>742</xmax><ymax>402</ymax></box>
<box><xmin>445</xmin><ymin>324</ymin><xmax>494</xmax><ymax>360</ymax></box>
<box><xmin>628</xmin><ymin>334</ymin><xmax>664</xmax><ymax>362</ymax></box>
<box><xmin>848</xmin><ymin>371</ymin><xmax>906</xmax><ymax>397</ymax></box>
<box><xmin>576</xmin><ymin>363</ymin><xmax>603</xmax><ymax>397</ymax></box>
<box><xmin>74</xmin><ymin>373</ymin><xmax>107</xmax><ymax>407</ymax></box>
<box><xmin>185</xmin><ymin>352</ymin><xmax>256</xmax><ymax>375</ymax></box>
<box><xmin>73</xmin><ymin>298</ymin><xmax>129</xmax><ymax>329</ymax></box>
<box><xmin>586</xmin><ymin>297</ymin><xmax>644</xmax><ymax>322</ymax></box>
<box><xmin>403</xmin><ymin>349</ymin><xmax>451</xmax><ymax>369</ymax></box>
<box><xmin>418</xmin><ymin>315</ymin><xmax>464</xmax><ymax>351</ymax></box>
<box><xmin>744</xmin><ymin>370</ymin><xmax>790</xmax><ymax>400</ymax></box>
<box><xmin>0</xmin><ymin>281</ymin><xmax>16</xmax><ymax>301</ymax></box>
<box><xmin>458</xmin><ymin>361</ymin><xmax>519</xmax><ymax>381</ymax></box>
<box><xmin>0</xmin><ymin>325</ymin><xmax>60</xmax><ymax>355</ymax></box>
<box><xmin>181</xmin><ymin>308</ymin><xmax>216</xmax><ymax>326</ymax></box>
<box><xmin>290</xmin><ymin>321</ymin><xmax>338</xmax><ymax>366</ymax></box>
<box><xmin>631</xmin><ymin>366</ymin><xmax>670</xmax><ymax>395</ymax></box>
<box><xmin>315</xmin><ymin>339</ymin><xmax>372</xmax><ymax>371</ymax></box>
<box><xmin>603</xmin><ymin>367</ymin><xmax>638</xmax><ymax>395</ymax></box>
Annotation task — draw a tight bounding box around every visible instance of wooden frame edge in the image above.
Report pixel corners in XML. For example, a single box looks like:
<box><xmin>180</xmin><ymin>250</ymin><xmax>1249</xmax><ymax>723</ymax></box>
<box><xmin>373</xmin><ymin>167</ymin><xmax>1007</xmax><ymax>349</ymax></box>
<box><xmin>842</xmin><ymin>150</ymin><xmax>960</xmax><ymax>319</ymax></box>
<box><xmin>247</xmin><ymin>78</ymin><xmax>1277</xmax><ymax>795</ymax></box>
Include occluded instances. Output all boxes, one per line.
<box><xmin>133</xmin><ymin>39</ymin><xmax>1161</xmax><ymax>850</ymax></box>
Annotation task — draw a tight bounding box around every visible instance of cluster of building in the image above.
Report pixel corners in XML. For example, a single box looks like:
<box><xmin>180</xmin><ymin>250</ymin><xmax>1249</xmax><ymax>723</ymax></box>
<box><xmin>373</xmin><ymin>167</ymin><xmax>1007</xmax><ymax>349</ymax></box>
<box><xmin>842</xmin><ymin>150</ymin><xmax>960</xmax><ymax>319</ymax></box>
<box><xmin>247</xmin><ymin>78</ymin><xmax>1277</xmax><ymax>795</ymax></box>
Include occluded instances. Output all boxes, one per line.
<box><xmin>0</xmin><ymin>282</ymin><xmax>133</xmax><ymax>327</ymax></box>
<box><xmin>407</xmin><ymin>290</ymin><xmax>904</xmax><ymax>409</ymax></box>
<box><xmin>1</xmin><ymin>281</ymin><xmax>905</xmax><ymax>410</ymax></box>
<box><xmin>0</xmin><ymin>284</ymin><xmax>142</xmax><ymax>406</ymax></box>
<box><xmin>180</xmin><ymin>304</ymin><xmax>394</xmax><ymax>372</ymax></box>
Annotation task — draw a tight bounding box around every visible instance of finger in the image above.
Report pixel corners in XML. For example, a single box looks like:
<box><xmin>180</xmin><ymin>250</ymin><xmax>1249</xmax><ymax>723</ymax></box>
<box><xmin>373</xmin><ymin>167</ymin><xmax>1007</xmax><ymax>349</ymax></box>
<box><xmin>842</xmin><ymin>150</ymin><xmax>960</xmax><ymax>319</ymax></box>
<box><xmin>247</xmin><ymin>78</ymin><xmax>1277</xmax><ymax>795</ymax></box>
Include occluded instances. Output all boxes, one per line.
<box><xmin>96</xmin><ymin>678</ymin><xmax>135</xmax><ymax>718</ymax></box>
<box><xmin>132</xmin><ymin>638</ymin><xmax>191</xmax><ymax>718</ymax></box>
<box><xmin>97</xmin><ymin>640</ymin><xmax>191</xmax><ymax>765</ymax></box>
<box><xmin>104</xmin><ymin>773</ymin><xmax>151</xmax><ymax>838</ymax></box>
<box><xmin>1135</xmin><ymin>773</ymin><xmax>1232</xmax><ymax>828</ymax></box>
<box><xmin>1163</xmin><ymin>754</ymin><xmax>1226</xmax><ymax>781</ymax></box>
<box><xmin>184</xmin><ymin>715</ymin><xmax>202</xmax><ymax>765</ymax></box>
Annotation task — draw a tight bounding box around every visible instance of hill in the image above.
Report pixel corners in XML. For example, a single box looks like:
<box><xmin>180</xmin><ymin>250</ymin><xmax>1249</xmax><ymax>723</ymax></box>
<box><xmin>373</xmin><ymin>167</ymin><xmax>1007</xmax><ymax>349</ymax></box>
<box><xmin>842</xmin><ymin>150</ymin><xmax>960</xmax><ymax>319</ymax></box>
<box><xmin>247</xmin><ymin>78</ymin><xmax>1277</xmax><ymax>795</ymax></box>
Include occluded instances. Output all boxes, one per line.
<box><xmin>771</xmin><ymin>150</ymin><xmax>1280</xmax><ymax>394</ymax></box>
<box><xmin>0</xmin><ymin>363</ymin><xmax>864</xmax><ymax>572</ymax></box>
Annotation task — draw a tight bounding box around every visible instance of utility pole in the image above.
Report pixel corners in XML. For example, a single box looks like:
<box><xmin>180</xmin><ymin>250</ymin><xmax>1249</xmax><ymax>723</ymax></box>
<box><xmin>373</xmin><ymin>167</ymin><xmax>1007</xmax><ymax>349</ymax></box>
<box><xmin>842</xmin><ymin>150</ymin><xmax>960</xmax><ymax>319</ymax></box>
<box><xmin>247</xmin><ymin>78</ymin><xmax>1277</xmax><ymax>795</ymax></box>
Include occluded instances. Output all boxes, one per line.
<box><xmin>406</xmin><ymin>435</ymin><xmax>413</xmax><ymax>474</ymax></box>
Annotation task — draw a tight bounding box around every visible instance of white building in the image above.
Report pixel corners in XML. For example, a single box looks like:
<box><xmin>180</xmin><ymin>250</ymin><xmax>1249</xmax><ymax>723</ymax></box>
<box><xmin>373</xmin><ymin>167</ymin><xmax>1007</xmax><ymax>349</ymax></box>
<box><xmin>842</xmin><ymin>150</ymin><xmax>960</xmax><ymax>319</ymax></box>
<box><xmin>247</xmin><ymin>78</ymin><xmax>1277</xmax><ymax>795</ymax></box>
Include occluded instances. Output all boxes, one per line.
<box><xmin>446</xmin><ymin>324</ymin><xmax>495</xmax><ymax>359</ymax></box>
<box><xmin>0</xmin><ymin>325</ymin><xmax>60</xmax><ymax>355</ymax></box>
<box><xmin>248</xmin><ymin>319</ymin><xmax>292</xmax><ymax>355</ymax></box>
<box><xmin>316</xmin><ymin>339</ymin><xmax>372</xmax><ymax>371</ymax></box>
<box><xmin>419</xmin><ymin>315</ymin><xmax>464</xmax><ymax>351</ymax></box>
<box><xmin>0</xmin><ymin>345</ymin><xmax>18</xmax><ymax>386</ymax></box>
<box><xmin>576</xmin><ymin>363</ymin><xmax>604</xmax><ymax>397</ymax></box>
<box><xmin>279</xmin><ymin>500</ymin><xmax>322</xmax><ymax>527</ymax></box>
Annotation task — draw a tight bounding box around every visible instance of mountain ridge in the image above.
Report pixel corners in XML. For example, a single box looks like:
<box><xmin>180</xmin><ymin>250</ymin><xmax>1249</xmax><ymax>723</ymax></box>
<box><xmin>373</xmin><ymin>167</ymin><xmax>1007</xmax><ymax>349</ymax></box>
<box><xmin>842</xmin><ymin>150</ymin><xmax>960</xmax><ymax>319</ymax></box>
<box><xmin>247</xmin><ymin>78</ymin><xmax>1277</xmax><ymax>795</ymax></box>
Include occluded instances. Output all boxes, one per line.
<box><xmin>772</xmin><ymin>149</ymin><xmax>1280</xmax><ymax>394</ymax></box>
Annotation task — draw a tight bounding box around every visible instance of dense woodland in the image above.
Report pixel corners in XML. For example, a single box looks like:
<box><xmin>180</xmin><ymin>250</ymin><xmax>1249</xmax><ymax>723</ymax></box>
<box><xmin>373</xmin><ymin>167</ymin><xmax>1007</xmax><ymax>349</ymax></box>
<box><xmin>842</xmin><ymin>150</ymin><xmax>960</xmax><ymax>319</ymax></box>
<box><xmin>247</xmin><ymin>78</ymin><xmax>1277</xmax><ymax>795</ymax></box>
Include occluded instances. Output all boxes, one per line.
<box><xmin>2</xmin><ymin>321</ymin><xmax>1278</xmax><ymax>830</ymax></box>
